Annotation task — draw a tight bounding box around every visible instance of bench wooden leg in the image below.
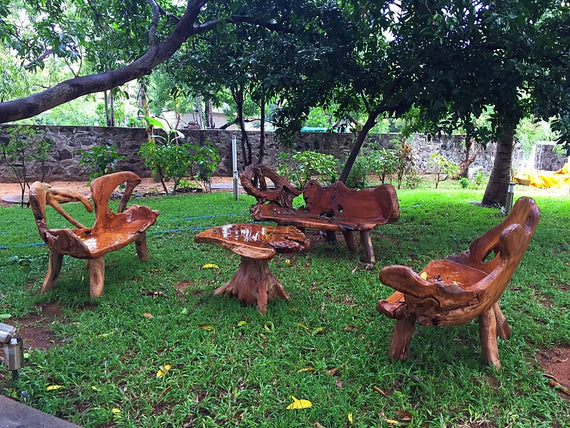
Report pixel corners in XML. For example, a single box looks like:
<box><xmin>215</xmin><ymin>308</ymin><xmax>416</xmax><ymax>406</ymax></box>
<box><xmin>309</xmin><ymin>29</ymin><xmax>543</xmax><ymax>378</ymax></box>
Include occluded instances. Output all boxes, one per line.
<box><xmin>214</xmin><ymin>256</ymin><xmax>289</xmax><ymax>314</ymax></box>
<box><xmin>479</xmin><ymin>307</ymin><xmax>501</xmax><ymax>369</ymax></box>
<box><xmin>88</xmin><ymin>257</ymin><xmax>106</xmax><ymax>298</ymax></box>
<box><xmin>135</xmin><ymin>232</ymin><xmax>150</xmax><ymax>261</ymax></box>
<box><xmin>388</xmin><ymin>315</ymin><xmax>416</xmax><ymax>361</ymax></box>
<box><xmin>40</xmin><ymin>251</ymin><xmax>63</xmax><ymax>293</ymax></box>
<box><xmin>325</xmin><ymin>230</ymin><xmax>337</xmax><ymax>243</ymax></box>
<box><xmin>342</xmin><ymin>231</ymin><xmax>358</xmax><ymax>251</ymax></box>
<box><xmin>360</xmin><ymin>230</ymin><xmax>375</xmax><ymax>263</ymax></box>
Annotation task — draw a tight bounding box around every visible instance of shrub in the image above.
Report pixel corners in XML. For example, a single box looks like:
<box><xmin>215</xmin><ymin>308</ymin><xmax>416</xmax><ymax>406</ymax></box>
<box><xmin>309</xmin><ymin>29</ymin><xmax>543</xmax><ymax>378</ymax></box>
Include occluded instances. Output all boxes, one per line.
<box><xmin>459</xmin><ymin>176</ymin><xmax>470</xmax><ymax>189</ymax></box>
<box><xmin>346</xmin><ymin>156</ymin><xmax>370</xmax><ymax>189</ymax></box>
<box><xmin>1</xmin><ymin>125</ymin><xmax>52</xmax><ymax>206</ymax></box>
<box><xmin>428</xmin><ymin>153</ymin><xmax>460</xmax><ymax>189</ymax></box>
<box><xmin>277</xmin><ymin>150</ymin><xmax>339</xmax><ymax>188</ymax></box>
<box><xmin>78</xmin><ymin>144</ymin><xmax>126</xmax><ymax>181</ymax></box>
<box><xmin>369</xmin><ymin>148</ymin><xmax>397</xmax><ymax>184</ymax></box>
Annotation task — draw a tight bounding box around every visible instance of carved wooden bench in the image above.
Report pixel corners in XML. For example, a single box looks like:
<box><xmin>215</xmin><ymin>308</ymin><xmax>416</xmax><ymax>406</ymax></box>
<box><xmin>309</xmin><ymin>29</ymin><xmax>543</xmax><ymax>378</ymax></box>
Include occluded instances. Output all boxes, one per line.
<box><xmin>240</xmin><ymin>165</ymin><xmax>400</xmax><ymax>263</ymax></box>
<box><xmin>29</xmin><ymin>171</ymin><xmax>160</xmax><ymax>297</ymax></box>
<box><xmin>376</xmin><ymin>197</ymin><xmax>540</xmax><ymax>368</ymax></box>
<box><xmin>195</xmin><ymin>224</ymin><xmax>310</xmax><ymax>314</ymax></box>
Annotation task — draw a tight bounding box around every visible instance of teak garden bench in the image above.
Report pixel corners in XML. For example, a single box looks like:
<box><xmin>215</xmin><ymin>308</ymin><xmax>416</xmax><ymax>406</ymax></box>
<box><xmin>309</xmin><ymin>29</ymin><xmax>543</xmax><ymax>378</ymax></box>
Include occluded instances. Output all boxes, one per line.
<box><xmin>376</xmin><ymin>197</ymin><xmax>540</xmax><ymax>368</ymax></box>
<box><xmin>240</xmin><ymin>164</ymin><xmax>400</xmax><ymax>263</ymax></box>
<box><xmin>29</xmin><ymin>171</ymin><xmax>160</xmax><ymax>297</ymax></box>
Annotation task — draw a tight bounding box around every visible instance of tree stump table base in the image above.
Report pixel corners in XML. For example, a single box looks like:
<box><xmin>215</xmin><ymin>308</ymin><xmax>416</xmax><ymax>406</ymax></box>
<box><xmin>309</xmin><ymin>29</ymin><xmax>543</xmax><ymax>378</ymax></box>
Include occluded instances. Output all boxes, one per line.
<box><xmin>195</xmin><ymin>224</ymin><xmax>310</xmax><ymax>314</ymax></box>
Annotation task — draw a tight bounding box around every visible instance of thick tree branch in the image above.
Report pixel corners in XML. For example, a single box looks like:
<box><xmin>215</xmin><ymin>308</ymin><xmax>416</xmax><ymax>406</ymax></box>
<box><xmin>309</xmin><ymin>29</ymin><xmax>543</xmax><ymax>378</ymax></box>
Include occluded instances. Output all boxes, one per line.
<box><xmin>0</xmin><ymin>0</ymin><xmax>208</xmax><ymax>124</ymax></box>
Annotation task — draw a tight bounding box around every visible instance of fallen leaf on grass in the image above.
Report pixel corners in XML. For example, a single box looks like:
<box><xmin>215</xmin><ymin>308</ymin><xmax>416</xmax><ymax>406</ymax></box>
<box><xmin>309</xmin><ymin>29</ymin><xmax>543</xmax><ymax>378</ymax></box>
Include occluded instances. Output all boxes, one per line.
<box><xmin>237</xmin><ymin>320</ymin><xmax>247</xmax><ymax>327</ymax></box>
<box><xmin>198</xmin><ymin>324</ymin><xmax>214</xmax><ymax>331</ymax></box>
<box><xmin>143</xmin><ymin>313</ymin><xmax>154</xmax><ymax>319</ymax></box>
<box><xmin>202</xmin><ymin>263</ymin><xmax>219</xmax><ymax>269</ymax></box>
<box><xmin>156</xmin><ymin>364</ymin><xmax>172</xmax><ymax>378</ymax></box>
<box><xmin>297</xmin><ymin>367</ymin><xmax>315</xmax><ymax>373</ymax></box>
<box><xmin>373</xmin><ymin>386</ymin><xmax>389</xmax><ymax>397</ymax></box>
<box><xmin>286</xmin><ymin>396</ymin><xmax>313</xmax><ymax>409</ymax></box>
<box><xmin>348</xmin><ymin>412</ymin><xmax>353</xmax><ymax>423</ymax></box>
<box><xmin>46</xmin><ymin>385</ymin><xmax>64</xmax><ymax>391</ymax></box>
<box><xmin>380</xmin><ymin>412</ymin><xmax>400</xmax><ymax>425</ymax></box>
<box><xmin>111</xmin><ymin>408</ymin><xmax>121</xmax><ymax>415</ymax></box>
<box><xmin>327</xmin><ymin>364</ymin><xmax>345</xmax><ymax>376</ymax></box>
<box><xmin>91</xmin><ymin>386</ymin><xmax>100</xmax><ymax>391</ymax></box>
<box><xmin>0</xmin><ymin>314</ymin><xmax>12</xmax><ymax>320</ymax></box>
<box><xmin>396</xmin><ymin>410</ymin><xmax>413</xmax><ymax>422</ymax></box>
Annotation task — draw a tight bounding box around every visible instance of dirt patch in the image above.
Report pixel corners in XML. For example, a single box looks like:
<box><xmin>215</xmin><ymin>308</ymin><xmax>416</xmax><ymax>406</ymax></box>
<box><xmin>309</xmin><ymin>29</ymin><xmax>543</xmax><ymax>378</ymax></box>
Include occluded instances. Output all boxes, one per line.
<box><xmin>536</xmin><ymin>346</ymin><xmax>570</xmax><ymax>399</ymax></box>
<box><xmin>11</xmin><ymin>303</ymin><xmax>67</xmax><ymax>351</ymax></box>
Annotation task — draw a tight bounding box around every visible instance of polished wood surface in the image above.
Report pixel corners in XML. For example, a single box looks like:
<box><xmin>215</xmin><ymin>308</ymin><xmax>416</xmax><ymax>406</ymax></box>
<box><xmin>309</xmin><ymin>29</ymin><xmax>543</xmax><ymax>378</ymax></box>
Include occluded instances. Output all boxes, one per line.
<box><xmin>240</xmin><ymin>165</ymin><xmax>399</xmax><ymax>263</ymax></box>
<box><xmin>376</xmin><ymin>197</ymin><xmax>540</xmax><ymax>368</ymax></box>
<box><xmin>29</xmin><ymin>171</ymin><xmax>159</xmax><ymax>297</ymax></box>
<box><xmin>195</xmin><ymin>224</ymin><xmax>310</xmax><ymax>314</ymax></box>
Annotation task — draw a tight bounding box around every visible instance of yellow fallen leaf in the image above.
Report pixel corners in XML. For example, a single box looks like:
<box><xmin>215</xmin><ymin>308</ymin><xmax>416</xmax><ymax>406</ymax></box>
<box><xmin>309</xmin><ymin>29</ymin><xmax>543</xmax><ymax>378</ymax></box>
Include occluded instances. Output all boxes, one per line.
<box><xmin>202</xmin><ymin>263</ymin><xmax>219</xmax><ymax>269</ymax></box>
<box><xmin>297</xmin><ymin>367</ymin><xmax>315</xmax><ymax>373</ymax></box>
<box><xmin>98</xmin><ymin>332</ymin><xmax>114</xmax><ymax>338</ymax></box>
<box><xmin>46</xmin><ymin>385</ymin><xmax>64</xmax><ymax>391</ymax></box>
<box><xmin>112</xmin><ymin>408</ymin><xmax>121</xmax><ymax>415</ymax></box>
<box><xmin>156</xmin><ymin>364</ymin><xmax>172</xmax><ymax>378</ymax></box>
<box><xmin>286</xmin><ymin>396</ymin><xmax>313</xmax><ymax>410</ymax></box>
<box><xmin>198</xmin><ymin>324</ymin><xmax>214</xmax><ymax>331</ymax></box>
<box><xmin>348</xmin><ymin>412</ymin><xmax>354</xmax><ymax>423</ymax></box>
<box><xmin>420</xmin><ymin>272</ymin><xmax>428</xmax><ymax>280</ymax></box>
<box><xmin>91</xmin><ymin>386</ymin><xmax>100</xmax><ymax>391</ymax></box>
<box><xmin>237</xmin><ymin>320</ymin><xmax>247</xmax><ymax>327</ymax></box>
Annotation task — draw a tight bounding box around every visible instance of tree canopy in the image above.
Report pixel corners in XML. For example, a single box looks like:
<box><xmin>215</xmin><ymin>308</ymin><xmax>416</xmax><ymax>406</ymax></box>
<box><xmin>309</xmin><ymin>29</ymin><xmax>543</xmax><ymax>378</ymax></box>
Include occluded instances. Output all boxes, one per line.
<box><xmin>0</xmin><ymin>0</ymin><xmax>568</xmax><ymax>206</ymax></box>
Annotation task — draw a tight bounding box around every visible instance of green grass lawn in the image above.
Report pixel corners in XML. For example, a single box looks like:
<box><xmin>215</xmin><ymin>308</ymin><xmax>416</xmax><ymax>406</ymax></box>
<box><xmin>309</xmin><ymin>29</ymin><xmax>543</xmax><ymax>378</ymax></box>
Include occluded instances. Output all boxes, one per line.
<box><xmin>0</xmin><ymin>183</ymin><xmax>568</xmax><ymax>427</ymax></box>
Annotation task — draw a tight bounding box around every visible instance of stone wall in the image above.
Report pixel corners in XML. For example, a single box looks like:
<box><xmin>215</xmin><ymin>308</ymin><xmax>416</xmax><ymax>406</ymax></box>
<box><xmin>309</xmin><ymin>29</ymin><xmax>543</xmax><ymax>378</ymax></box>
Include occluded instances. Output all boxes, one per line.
<box><xmin>0</xmin><ymin>124</ymin><xmax>549</xmax><ymax>183</ymax></box>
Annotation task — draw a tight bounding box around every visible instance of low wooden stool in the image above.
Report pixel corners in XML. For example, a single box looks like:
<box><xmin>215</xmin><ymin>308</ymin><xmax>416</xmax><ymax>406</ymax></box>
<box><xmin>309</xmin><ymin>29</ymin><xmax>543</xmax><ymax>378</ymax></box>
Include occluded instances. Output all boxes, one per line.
<box><xmin>195</xmin><ymin>224</ymin><xmax>310</xmax><ymax>314</ymax></box>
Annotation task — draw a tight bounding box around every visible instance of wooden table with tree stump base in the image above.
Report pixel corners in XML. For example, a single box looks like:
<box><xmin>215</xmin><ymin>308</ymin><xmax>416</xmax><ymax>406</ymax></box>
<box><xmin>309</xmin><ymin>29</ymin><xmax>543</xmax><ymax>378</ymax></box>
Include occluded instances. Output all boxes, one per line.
<box><xmin>195</xmin><ymin>224</ymin><xmax>310</xmax><ymax>314</ymax></box>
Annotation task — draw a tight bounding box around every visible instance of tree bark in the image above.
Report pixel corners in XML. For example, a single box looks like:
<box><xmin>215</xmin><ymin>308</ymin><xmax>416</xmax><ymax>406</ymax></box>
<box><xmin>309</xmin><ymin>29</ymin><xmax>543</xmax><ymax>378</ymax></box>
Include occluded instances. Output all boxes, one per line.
<box><xmin>482</xmin><ymin>124</ymin><xmax>515</xmax><ymax>207</ymax></box>
<box><xmin>339</xmin><ymin>110</ymin><xmax>381</xmax><ymax>183</ymax></box>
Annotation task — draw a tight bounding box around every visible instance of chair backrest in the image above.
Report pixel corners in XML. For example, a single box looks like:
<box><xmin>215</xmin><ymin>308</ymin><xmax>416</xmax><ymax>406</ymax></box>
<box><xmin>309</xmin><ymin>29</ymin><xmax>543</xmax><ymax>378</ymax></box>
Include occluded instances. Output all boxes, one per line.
<box><xmin>447</xmin><ymin>197</ymin><xmax>540</xmax><ymax>276</ymax></box>
<box><xmin>303</xmin><ymin>180</ymin><xmax>400</xmax><ymax>223</ymax></box>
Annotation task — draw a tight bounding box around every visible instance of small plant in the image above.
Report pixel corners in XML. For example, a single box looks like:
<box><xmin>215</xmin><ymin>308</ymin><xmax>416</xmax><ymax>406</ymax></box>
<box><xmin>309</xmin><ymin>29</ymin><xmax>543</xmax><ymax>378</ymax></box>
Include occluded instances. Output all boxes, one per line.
<box><xmin>277</xmin><ymin>150</ymin><xmax>339</xmax><ymax>188</ymax></box>
<box><xmin>473</xmin><ymin>169</ymin><xmax>486</xmax><ymax>189</ymax></box>
<box><xmin>139</xmin><ymin>117</ymin><xmax>220</xmax><ymax>193</ymax></box>
<box><xmin>77</xmin><ymin>144</ymin><xmax>126</xmax><ymax>181</ymax></box>
<box><xmin>459</xmin><ymin>176</ymin><xmax>470</xmax><ymax>189</ymax></box>
<box><xmin>190</xmin><ymin>142</ymin><xmax>221</xmax><ymax>192</ymax></box>
<box><xmin>0</xmin><ymin>125</ymin><xmax>52</xmax><ymax>207</ymax></box>
<box><xmin>428</xmin><ymin>153</ymin><xmax>460</xmax><ymax>189</ymax></box>
<box><xmin>139</xmin><ymin>117</ymin><xmax>187</xmax><ymax>194</ymax></box>
<box><xmin>395</xmin><ymin>140</ymin><xmax>415</xmax><ymax>189</ymax></box>
<box><xmin>369</xmin><ymin>147</ymin><xmax>397</xmax><ymax>184</ymax></box>
<box><xmin>346</xmin><ymin>156</ymin><xmax>370</xmax><ymax>189</ymax></box>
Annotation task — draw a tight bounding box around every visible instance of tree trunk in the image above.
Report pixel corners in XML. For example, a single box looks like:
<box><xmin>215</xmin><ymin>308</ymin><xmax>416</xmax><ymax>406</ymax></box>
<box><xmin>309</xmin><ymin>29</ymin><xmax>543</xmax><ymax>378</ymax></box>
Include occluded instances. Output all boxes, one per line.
<box><xmin>482</xmin><ymin>124</ymin><xmax>515</xmax><ymax>207</ymax></box>
<box><xmin>339</xmin><ymin>111</ymin><xmax>380</xmax><ymax>183</ymax></box>
<box><xmin>233</xmin><ymin>87</ymin><xmax>251</xmax><ymax>166</ymax></box>
<box><xmin>257</xmin><ymin>97</ymin><xmax>266</xmax><ymax>164</ymax></box>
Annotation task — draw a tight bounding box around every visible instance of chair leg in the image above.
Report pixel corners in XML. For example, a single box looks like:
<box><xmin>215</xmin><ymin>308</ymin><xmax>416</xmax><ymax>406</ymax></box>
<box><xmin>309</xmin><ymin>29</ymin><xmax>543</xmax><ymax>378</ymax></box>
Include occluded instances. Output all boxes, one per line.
<box><xmin>479</xmin><ymin>308</ymin><xmax>501</xmax><ymax>369</ymax></box>
<box><xmin>360</xmin><ymin>230</ymin><xmax>375</xmax><ymax>263</ymax></box>
<box><xmin>389</xmin><ymin>316</ymin><xmax>416</xmax><ymax>361</ymax></box>
<box><xmin>40</xmin><ymin>251</ymin><xmax>63</xmax><ymax>293</ymax></box>
<box><xmin>88</xmin><ymin>257</ymin><xmax>106</xmax><ymax>298</ymax></box>
<box><xmin>492</xmin><ymin>302</ymin><xmax>511</xmax><ymax>339</ymax></box>
<box><xmin>342</xmin><ymin>231</ymin><xmax>358</xmax><ymax>252</ymax></box>
<box><xmin>135</xmin><ymin>232</ymin><xmax>150</xmax><ymax>261</ymax></box>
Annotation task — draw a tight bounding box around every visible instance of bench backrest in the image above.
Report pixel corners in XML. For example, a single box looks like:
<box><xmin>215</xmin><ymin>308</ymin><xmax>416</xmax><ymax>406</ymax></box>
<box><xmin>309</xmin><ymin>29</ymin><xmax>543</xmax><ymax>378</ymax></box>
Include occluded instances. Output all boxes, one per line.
<box><xmin>303</xmin><ymin>180</ymin><xmax>400</xmax><ymax>224</ymax></box>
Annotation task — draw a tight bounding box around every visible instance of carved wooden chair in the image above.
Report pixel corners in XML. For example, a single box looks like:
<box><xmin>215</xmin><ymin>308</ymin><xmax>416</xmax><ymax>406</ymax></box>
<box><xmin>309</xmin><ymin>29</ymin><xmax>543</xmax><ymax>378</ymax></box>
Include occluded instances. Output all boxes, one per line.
<box><xmin>376</xmin><ymin>197</ymin><xmax>540</xmax><ymax>368</ymax></box>
<box><xmin>29</xmin><ymin>171</ymin><xmax>160</xmax><ymax>297</ymax></box>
